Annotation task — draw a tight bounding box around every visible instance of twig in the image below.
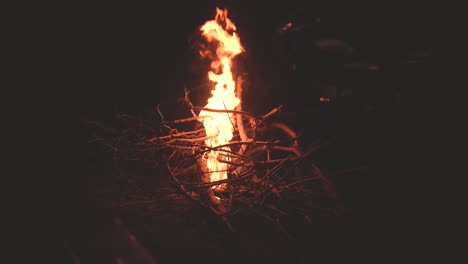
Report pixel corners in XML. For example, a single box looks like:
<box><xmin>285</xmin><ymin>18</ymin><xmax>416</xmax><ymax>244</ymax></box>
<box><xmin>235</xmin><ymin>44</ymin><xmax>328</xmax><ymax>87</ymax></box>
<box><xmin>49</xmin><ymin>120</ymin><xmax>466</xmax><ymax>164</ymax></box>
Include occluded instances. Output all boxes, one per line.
<box><xmin>261</xmin><ymin>105</ymin><xmax>283</xmax><ymax>120</ymax></box>
<box><xmin>222</xmin><ymin>99</ymin><xmax>235</xmax><ymax>130</ymax></box>
<box><xmin>278</xmin><ymin>177</ymin><xmax>321</xmax><ymax>192</ymax></box>
<box><xmin>156</xmin><ymin>104</ymin><xmax>164</xmax><ymax>120</ymax></box>
<box><xmin>184</xmin><ymin>87</ymin><xmax>198</xmax><ymax>118</ymax></box>
<box><xmin>147</xmin><ymin>128</ymin><xmax>206</xmax><ymax>142</ymax></box>
<box><xmin>172</xmin><ymin>115</ymin><xmax>210</xmax><ymax>124</ymax></box>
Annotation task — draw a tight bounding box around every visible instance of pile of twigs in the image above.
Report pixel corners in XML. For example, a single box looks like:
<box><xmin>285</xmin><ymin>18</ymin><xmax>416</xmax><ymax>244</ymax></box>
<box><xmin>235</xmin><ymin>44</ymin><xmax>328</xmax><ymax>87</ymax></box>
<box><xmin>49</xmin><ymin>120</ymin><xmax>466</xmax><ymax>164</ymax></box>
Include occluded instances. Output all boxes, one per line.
<box><xmin>86</xmin><ymin>77</ymin><xmax>340</xmax><ymax>233</ymax></box>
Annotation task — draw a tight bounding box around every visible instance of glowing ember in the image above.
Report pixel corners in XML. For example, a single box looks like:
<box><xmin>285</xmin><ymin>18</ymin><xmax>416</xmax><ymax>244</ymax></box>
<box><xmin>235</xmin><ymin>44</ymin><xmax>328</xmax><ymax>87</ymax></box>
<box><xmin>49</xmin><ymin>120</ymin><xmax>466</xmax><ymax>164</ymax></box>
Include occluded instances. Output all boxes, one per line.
<box><xmin>198</xmin><ymin>7</ymin><xmax>244</xmax><ymax>187</ymax></box>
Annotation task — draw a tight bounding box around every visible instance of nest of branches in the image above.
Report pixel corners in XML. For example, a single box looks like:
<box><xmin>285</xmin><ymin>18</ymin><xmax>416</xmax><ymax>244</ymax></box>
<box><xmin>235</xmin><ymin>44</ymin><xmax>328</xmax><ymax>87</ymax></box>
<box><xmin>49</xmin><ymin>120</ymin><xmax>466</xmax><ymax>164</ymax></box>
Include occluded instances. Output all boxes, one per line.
<box><xmin>86</xmin><ymin>77</ymin><xmax>341</xmax><ymax>233</ymax></box>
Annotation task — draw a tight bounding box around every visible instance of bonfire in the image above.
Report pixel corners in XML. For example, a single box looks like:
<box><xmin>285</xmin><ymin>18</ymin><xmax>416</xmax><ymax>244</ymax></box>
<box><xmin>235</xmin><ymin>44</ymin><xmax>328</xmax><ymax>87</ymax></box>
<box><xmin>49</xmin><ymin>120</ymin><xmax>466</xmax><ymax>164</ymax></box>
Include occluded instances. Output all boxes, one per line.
<box><xmin>87</xmin><ymin>7</ymin><xmax>339</xmax><ymax>233</ymax></box>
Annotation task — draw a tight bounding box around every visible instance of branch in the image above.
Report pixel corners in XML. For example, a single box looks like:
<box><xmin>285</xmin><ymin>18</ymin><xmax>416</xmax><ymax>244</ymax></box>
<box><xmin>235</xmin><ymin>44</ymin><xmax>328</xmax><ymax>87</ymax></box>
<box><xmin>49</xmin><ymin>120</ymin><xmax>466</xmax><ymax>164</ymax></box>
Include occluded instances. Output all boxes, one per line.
<box><xmin>184</xmin><ymin>87</ymin><xmax>198</xmax><ymax>118</ymax></box>
<box><xmin>261</xmin><ymin>105</ymin><xmax>283</xmax><ymax>120</ymax></box>
<box><xmin>147</xmin><ymin>128</ymin><xmax>206</xmax><ymax>142</ymax></box>
<box><xmin>235</xmin><ymin>75</ymin><xmax>251</xmax><ymax>156</ymax></box>
<box><xmin>193</xmin><ymin>106</ymin><xmax>262</xmax><ymax>120</ymax></box>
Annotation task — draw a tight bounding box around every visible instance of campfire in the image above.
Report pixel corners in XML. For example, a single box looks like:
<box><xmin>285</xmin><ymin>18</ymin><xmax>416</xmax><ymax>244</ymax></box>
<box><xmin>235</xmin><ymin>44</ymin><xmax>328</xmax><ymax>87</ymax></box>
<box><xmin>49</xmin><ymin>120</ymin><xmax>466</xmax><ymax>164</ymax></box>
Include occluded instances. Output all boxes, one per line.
<box><xmin>87</xmin><ymin>7</ymin><xmax>339</xmax><ymax>233</ymax></box>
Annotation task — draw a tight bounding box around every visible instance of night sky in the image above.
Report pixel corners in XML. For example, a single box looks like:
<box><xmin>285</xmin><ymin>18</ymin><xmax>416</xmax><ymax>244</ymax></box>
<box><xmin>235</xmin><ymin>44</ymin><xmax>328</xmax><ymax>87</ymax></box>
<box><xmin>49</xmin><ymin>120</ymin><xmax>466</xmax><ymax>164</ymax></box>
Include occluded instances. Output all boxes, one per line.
<box><xmin>38</xmin><ymin>0</ymin><xmax>462</xmax><ymax>262</ymax></box>
<box><xmin>63</xmin><ymin>0</ymin><xmax>447</xmax><ymax>117</ymax></box>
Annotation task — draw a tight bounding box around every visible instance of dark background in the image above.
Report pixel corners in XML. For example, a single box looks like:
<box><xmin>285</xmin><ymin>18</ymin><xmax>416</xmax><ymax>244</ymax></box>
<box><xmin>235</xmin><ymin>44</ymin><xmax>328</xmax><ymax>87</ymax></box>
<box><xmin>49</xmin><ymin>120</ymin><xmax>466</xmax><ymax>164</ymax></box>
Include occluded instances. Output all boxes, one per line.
<box><xmin>35</xmin><ymin>0</ymin><xmax>462</xmax><ymax>262</ymax></box>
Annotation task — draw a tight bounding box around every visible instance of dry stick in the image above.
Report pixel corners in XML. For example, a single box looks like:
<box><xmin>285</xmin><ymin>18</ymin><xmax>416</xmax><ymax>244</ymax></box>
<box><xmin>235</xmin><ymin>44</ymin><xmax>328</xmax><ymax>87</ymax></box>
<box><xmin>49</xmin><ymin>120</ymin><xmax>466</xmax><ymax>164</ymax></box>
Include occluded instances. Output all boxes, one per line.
<box><xmin>233</xmin><ymin>75</ymin><xmax>251</xmax><ymax>177</ymax></box>
<box><xmin>147</xmin><ymin>128</ymin><xmax>206</xmax><ymax>142</ymax></box>
<box><xmin>269</xmin><ymin>122</ymin><xmax>300</xmax><ymax>152</ymax></box>
<box><xmin>184</xmin><ymin>87</ymin><xmax>198</xmax><ymax>118</ymax></box>
<box><xmin>262</xmin><ymin>106</ymin><xmax>283</xmax><ymax>120</ymax></box>
<box><xmin>235</xmin><ymin>75</ymin><xmax>251</xmax><ymax>156</ymax></box>
<box><xmin>172</xmin><ymin>115</ymin><xmax>210</xmax><ymax>124</ymax></box>
<box><xmin>222</xmin><ymin>99</ymin><xmax>235</xmax><ymax>130</ymax></box>
<box><xmin>156</xmin><ymin>104</ymin><xmax>164</xmax><ymax>120</ymax></box>
<box><xmin>169</xmin><ymin>136</ymin><xmax>213</xmax><ymax>143</ymax></box>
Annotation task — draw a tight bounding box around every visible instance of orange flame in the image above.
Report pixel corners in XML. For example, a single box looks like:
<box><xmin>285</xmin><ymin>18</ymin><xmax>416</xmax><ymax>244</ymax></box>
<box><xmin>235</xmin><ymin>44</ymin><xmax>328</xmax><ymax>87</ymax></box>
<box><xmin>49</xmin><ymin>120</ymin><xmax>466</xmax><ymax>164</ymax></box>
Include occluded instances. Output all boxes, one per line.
<box><xmin>199</xmin><ymin>8</ymin><xmax>244</xmax><ymax>187</ymax></box>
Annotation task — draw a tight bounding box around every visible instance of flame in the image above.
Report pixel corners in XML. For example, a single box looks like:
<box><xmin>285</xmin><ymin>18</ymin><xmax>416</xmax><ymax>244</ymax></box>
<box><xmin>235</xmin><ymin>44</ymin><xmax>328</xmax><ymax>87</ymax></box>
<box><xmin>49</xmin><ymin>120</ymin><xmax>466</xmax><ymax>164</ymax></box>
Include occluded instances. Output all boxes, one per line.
<box><xmin>198</xmin><ymin>8</ymin><xmax>244</xmax><ymax>187</ymax></box>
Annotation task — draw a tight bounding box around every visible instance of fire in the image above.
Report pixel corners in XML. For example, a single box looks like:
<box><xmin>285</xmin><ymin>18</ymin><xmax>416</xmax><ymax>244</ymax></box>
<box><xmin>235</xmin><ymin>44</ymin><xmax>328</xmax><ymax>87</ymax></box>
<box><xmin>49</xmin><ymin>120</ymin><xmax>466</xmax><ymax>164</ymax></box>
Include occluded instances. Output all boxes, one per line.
<box><xmin>198</xmin><ymin>7</ymin><xmax>244</xmax><ymax>187</ymax></box>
